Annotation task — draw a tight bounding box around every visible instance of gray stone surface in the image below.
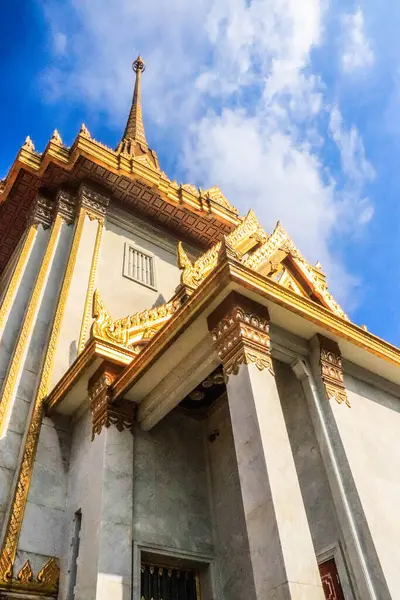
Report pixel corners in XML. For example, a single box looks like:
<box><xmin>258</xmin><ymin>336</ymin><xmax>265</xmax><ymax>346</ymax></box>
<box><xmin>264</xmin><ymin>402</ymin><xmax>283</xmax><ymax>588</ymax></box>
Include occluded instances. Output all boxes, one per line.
<box><xmin>206</xmin><ymin>398</ymin><xmax>256</xmax><ymax>600</ymax></box>
<box><xmin>19</xmin><ymin>501</ymin><xmax>65</xmax><ymax>556</ymax></box>
<box><xmin>274</xmin><ymin>361</ymin><xmax>340</xmax><ymax>554</ymax></box>
<box><xmin>334</xmin><ymin>373</ymin><xmax>400</xmax><ymax>599</ymax></box>
<box><xmin>133</xmin><ymin>410</ymin><xmax>213</xmax><ymax>556</ymax></box>
<box><xmin>226</xmin><ymin>362</ymin><xmax>324</xmax><ymax>599</ymax></box>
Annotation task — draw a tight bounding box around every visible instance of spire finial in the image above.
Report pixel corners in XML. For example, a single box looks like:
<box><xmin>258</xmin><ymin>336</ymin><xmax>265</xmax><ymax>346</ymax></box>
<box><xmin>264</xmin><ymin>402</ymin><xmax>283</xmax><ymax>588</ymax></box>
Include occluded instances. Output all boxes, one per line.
<box><xmin>133</xmin><ymin>55</ymin><xmax>145</xmax><ymax>74</ymax></box>
<box><xmin>119</xmin><ymin>54</ymin><xmax>147</xmax><ymax>149</ymax></box>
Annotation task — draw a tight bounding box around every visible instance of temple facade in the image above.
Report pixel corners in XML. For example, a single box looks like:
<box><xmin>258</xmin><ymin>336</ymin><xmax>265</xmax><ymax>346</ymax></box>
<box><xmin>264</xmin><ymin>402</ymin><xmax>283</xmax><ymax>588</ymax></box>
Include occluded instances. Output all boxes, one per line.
<box><xmin>0</xmin><ymin>56</ymin><xmax>398</xmax><ymax>600</ymax></box>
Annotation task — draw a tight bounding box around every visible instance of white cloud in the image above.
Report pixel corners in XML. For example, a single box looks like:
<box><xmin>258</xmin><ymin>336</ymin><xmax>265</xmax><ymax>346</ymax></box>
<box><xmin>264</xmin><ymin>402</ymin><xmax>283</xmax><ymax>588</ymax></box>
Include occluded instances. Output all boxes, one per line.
<box><xmin>329</xmin><ymin>105</ymin><xmax>375</xmax><ymax>184</ymax></box>
<box><xmin>39</xmin><ymin>0</ymin><xmax>375</xmax><ymax>307</ymax></box>
<box><xmin>53</xmin><ymin>32</ymin><xmax>67</xmax><ymax>56</ymax></box>
<box><xmin>329</xmin><ymin>105</ymin><xmax>374</xmax><ymax>226</ymax></box>
<box><xmin>341</xmin><ymin>8</ymin><xmax>374</xmax><ymax>73</ymax></box>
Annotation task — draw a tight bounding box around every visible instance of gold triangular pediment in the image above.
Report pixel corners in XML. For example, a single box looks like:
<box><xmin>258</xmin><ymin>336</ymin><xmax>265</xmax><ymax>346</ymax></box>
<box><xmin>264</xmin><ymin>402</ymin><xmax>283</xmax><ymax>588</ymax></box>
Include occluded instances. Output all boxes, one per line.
<box><xmin>243</xmin><ymin>222</ymin><xmax>348</xmax><ymax>320</ymax></box>
<box><xmin>204</xmin><ymin>185</ymin><xmax>239</xmax><ymax>215</ymax></box>
<box><xmin>132</xmin><ymin>154</ymin><xmax>154</xmax><ymax>169</ymax></box>
<box><xmin>272</xmin><ymin>267</ymin><xmax>309</xmax><ymax>298</ymax></box>
<box><xmin>177</xmin><ymin>215</ymin><xmax>348</xmax><ymax>321</ymax></box>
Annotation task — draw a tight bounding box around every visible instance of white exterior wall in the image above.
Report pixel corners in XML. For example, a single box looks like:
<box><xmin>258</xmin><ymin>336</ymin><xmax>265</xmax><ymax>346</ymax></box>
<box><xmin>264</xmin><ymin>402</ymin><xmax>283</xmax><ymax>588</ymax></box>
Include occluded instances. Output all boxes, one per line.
<box><xmin>275</xmin><ymin>361</ymin><xmax>341</xmax><ymax>553</ymax></box>
<box><xmin>98</xmin><ymin>215</ymin><xmax>183</xmax><ymax>319</ymax></box>
<box><xmin>333</xmin><ymin>373</ymin><xmax>400</xmax><ymax>599</ymax></box>
<box><xmin>50</xmin><ymin>215</ymin><xmax>101</xmax><ymax>387</ymax></box>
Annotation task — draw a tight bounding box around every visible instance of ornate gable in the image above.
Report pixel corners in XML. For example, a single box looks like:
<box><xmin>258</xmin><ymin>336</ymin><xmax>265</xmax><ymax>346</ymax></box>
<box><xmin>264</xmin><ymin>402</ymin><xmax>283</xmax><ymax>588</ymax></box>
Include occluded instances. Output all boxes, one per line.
<box><xmin>177</xmin><ymin>212</ymin><xmax>348</xmax><ymax>321</ymax></box>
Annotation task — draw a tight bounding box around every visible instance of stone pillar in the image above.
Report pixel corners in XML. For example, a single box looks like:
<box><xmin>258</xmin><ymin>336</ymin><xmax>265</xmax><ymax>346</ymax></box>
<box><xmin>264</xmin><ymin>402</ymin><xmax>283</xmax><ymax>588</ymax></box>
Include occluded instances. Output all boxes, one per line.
<box><xmin>292</xmin><ymin>335</ymin><xmax>384</xmax><ymax>600</ymax></box>
<box><xmin>64</xmin><ymin>363</ymin><xmax>135</xmax><ymax>600</ymax></box>
<box><xmin>0</xmin><ymin>194</ymin><xmax>52</xmax><ymax>337</ymax></box>
<box><xmin>0</xmin><ymin>191</ymin><xmax>80</xmax><ymax>594</ymax></box>
<box><xmin>208</xmin><ymin>292</ymin><xmax>324</xmax><ymax>600</ymax></box>
<box><xmin>0</xmin><ymin>195</ymin><xmax>53</xmax><ymax>385</ymax></box>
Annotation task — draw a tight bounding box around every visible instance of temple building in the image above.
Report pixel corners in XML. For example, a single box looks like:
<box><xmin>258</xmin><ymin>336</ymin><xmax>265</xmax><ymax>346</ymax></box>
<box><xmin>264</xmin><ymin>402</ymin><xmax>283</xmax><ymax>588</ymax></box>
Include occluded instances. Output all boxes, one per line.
<box><xmin>0</xmin><ymin>55</ymin><xmax>399</xmax><ymax>600</ymax></box>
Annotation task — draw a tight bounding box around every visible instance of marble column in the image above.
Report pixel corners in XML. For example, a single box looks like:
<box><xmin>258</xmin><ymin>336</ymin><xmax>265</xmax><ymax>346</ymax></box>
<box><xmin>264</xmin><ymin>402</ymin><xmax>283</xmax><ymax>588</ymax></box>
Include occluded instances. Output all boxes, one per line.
<box><xmin>292</xmin><ymin>336</ymin><xmax>385</xmax><ymax>600</ymax></box>
<box><xmin>0</xmin><ymin>190</ymin><xmax>78</xmax><ymax>589</ymax></box>
<box><xmin>208</xmin><ymin>292</ymin><xmax>324</xmax><ymax>600</ymax></box>
<box><xmin>61</xmin><ymin>362</ymin><xmax>135</xmax><ymax>600</ymax></box>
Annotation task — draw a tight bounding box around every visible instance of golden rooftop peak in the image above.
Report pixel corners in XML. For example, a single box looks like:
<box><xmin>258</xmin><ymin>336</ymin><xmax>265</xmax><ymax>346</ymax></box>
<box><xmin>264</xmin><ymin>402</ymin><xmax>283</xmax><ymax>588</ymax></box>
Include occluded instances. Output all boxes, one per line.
<box><xmin>119</xmin><ymin>55</ymin><xmax>147</xmax><ymax>150</ymax></box>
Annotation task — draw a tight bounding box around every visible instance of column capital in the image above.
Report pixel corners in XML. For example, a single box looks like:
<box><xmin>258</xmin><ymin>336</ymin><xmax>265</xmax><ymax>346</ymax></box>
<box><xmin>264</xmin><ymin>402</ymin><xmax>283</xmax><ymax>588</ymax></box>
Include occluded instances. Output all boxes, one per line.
<box><xmin>311</xmin><ymin>334</ymin><xmax>350</xmax><ymax>407</ymax></box>
<box><xmin>207</xmin><ymin>291</ymin><xmax>273</xmax><ymax>377</ymax></box>
<box><xmin>78</xmin><ymin>183</ymin><xmax>110</xmax><ymax>222</ymax></box>
<box><xmin>88</xmin><ymin>362</ymin><xmax>135</xmax><ymax>440</ymax></box>
<box><xmin>55</xmin><ymin>189</ymin><xmax>76</xmax><ymax>224</ymax></box>
<box><xmin>28</xmin><ymin>194</ymin><xmax>53</xmax><ymax>229</ymax></box>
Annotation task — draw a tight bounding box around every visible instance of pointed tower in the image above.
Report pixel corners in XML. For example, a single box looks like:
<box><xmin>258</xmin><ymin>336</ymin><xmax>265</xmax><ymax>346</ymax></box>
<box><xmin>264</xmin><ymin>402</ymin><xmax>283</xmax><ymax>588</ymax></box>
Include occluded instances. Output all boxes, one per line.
<box><xmin>117</xmin><ymin>55</ymin><xmax>160</xmax><ymax>169</ymax></box>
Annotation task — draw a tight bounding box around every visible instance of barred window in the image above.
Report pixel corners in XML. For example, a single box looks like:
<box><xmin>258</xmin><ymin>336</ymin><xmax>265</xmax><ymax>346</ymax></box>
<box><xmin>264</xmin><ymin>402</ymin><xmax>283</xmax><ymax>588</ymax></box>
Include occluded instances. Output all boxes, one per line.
<box><xmin>123</xmin><ymin>243</ymin><xmax>156</xmax><ymax>289</ymax></box>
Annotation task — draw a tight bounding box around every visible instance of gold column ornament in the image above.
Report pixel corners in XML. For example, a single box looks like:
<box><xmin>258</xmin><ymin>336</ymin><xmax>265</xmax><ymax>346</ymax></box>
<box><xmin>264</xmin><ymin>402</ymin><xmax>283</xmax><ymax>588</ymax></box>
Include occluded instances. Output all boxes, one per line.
<box><xmin>78</xmin><ymin>182</ymin><xmax>110</xmax><ymax>222</ymax></box>
<box><xmin>55</xmin><ymin>188</ymin><xmax>76</xmax><ymax>225</ymax></box>
<box><xmin>207</xmin><ymin>291</ymin><xmax>273</xmax><ymax>378</ymax></box>
<box><xmin>317</xmin><ymin>334</ymin><xmax>350</xmax><ymax>407</ymax></box>
<box><xmin>88</xmin><ymin>362</ymin><xmax>135</xmax><ymax>440</ymax></box>
<box><xmin>0</xmin><ymin>204</ymin><xmax>85</xmax><ymax>593</ymax></box>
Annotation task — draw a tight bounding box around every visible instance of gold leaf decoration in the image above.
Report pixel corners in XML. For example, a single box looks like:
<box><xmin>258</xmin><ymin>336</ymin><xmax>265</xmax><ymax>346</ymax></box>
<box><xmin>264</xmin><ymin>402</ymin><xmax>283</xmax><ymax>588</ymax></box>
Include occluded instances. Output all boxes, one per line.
<box><xmin>16</xmin><ymin>560</ymin><xmax>33</xmax><ymax>584</ymax></box>
<box><xmin>91</xmin><ymin>290</ymin><xmax>181</xmax><ymax>348</ymax></box>
<box><xmin>36</xmin><ymin>557</ymin><xmax>60</xmax><ymax>588</ymax></box>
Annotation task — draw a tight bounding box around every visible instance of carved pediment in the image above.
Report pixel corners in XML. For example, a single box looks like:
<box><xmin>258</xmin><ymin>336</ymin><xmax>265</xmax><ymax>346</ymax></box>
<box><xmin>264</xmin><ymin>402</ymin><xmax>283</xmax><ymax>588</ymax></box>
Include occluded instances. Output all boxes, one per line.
<box><xmin>203</xmin><ymin>185</ymin><xmax>239</xmax><ymax>215</ymax></box>
<box><xmin>177</xmin><ymin>214</ymin><xmax>348</xmax><ymax>321</ymax></box>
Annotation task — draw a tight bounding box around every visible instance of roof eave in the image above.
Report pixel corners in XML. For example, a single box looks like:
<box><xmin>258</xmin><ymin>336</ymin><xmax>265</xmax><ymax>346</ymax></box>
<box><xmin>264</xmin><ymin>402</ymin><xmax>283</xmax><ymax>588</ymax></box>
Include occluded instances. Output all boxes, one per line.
<box><xmin>111</xmin><ymin>257</ymin><xmax>400</xmax><ymax>401</ymax></box>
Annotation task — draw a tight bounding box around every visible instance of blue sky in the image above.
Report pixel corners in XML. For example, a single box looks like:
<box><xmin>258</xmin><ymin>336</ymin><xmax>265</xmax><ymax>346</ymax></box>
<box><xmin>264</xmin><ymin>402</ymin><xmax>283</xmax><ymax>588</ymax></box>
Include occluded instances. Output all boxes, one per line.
<box><xmin>2</xmin><ymin>0</ymin><xmax>400</xmax><ymax>344</ymax></box>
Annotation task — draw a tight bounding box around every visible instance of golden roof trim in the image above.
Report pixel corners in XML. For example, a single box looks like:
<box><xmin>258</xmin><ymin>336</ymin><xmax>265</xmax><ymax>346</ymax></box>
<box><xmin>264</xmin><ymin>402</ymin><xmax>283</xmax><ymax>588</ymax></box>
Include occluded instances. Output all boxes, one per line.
<box><xmin>112</xmin><ymin>256</ymin><xmax>400</xmax><ymax>400</ymax></box>
<box><xmin>177</xmin><ymin>214</ymin><xmax>347</xmax><ymax>321</ymax></box>
<box><xmin>0</xmin><ymin>132</ymin><xmax>240</xmax><ymax>227</ymax></box>
<box><xmin>45</xmin><ymin>337</ymin><xmax>136</xmax><ymax>413</ymax></box>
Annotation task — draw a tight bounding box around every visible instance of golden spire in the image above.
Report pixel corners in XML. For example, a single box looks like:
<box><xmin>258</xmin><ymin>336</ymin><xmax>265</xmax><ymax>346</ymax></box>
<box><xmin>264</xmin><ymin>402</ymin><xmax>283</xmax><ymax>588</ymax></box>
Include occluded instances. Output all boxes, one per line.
<box><xmin>120</xmin><ymin>55</ymin><xmax>147</xmax><ymax>148</ymax></box>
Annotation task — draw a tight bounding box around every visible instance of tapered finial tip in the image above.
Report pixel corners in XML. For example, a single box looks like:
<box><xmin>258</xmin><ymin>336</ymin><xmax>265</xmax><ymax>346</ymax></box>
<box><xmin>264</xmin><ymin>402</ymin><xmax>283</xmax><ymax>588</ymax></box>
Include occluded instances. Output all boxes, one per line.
<box><xmin>133</xmin><ymin>55</ymin><xmax>145</xmax><ymax>73</ymax></box>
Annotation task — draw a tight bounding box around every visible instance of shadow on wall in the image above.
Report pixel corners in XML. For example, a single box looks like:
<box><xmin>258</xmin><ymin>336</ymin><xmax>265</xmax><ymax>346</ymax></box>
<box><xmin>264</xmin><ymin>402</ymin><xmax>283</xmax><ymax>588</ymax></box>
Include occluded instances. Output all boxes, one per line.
<box><xmin>152</xmin><ymin>293</ymin><xmax>166</xmax><ymax>308</ymax></box>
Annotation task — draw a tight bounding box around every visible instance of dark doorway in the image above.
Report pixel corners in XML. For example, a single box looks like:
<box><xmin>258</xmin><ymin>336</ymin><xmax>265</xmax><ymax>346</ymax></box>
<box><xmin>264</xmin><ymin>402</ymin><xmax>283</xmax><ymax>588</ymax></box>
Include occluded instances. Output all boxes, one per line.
<box><xmin>141</xmin><ymin>564</ymin><xmax>199</xmax><ymax>600</ymax></box>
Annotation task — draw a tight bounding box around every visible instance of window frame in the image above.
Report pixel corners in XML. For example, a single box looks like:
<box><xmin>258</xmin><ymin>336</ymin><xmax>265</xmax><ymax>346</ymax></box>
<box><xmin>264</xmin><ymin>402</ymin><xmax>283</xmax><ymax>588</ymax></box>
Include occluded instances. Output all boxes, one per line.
<box><xmin>122</xmin><ymin>242</ymin><xmax>157</xmax><ymax>291</ymax></box>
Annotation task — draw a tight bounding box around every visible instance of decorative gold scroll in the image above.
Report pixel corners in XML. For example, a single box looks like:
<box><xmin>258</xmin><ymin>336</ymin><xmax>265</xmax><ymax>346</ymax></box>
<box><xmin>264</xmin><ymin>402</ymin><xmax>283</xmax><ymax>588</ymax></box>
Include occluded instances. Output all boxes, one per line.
<box><xmin>91</xmin><ymin>289</ymin><xmax>181</xmax><ymax>349</ymax></box>
<box><xmin>0</xmin><ymin>208</ymin><xmax>85</xmax><ymax>591</ymax></box>
<box><xmin>177</xmin><ymin>209</ymin><xmax>266</xmax><ymax>292</ymax></box>
<box><xmin>317</xmin><ymin>334</ymin><xmax>350</xmax><ymax>407</ymax></box>
<box><xmin>177</xmin><ymin>240</ymin><xmax>222</xmax><ymax>291</ymax></box>
<box><xmin>208</xmin><ymin>292</ymin><xmax>274</xmax><ymax>378</ymax></box>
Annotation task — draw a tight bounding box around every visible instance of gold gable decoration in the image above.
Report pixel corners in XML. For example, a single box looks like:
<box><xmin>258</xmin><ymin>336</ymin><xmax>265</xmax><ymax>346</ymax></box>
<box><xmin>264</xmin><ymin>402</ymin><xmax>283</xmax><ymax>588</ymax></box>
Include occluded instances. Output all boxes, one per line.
<box><xmin>177</xmin><ymin>213</ymin><xmax>349</xmax><ymax>321</ymax></box>
<box><xmin>91</xmin><ymin>289</ymin><xmax>181</xmax><ymax>349</ymax></box>
<box><xmin>201</xmin><ymin>185</ymin><xmax>239</xmax><ymax>216</ymax></box>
